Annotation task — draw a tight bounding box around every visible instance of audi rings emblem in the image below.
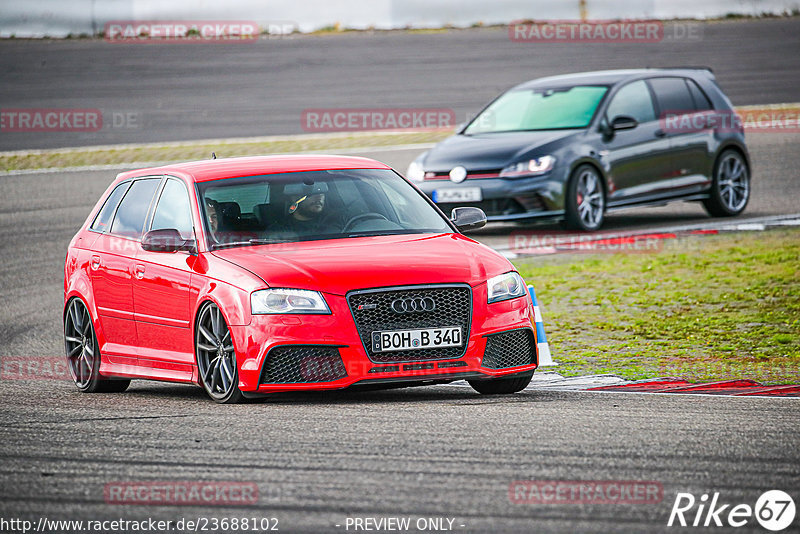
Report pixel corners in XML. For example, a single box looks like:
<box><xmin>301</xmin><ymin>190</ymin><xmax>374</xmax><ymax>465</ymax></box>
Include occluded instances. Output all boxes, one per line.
<box><xmin>391</xmin><ymin>297</ymin><xmax>436</xmax><ymax>313</ymax></box>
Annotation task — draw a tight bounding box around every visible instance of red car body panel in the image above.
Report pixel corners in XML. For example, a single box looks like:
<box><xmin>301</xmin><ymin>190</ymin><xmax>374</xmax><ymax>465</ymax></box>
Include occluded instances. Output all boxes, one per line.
<box><xmin>64</xmin><ymin>156</ymin><xmax>538</xmax><ymax>396</ymax></box>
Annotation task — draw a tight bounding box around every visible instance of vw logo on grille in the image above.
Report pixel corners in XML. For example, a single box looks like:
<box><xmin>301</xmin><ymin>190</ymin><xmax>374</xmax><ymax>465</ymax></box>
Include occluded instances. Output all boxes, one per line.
<box><xmin>391</xmin><ymin>297</ymin><xmax>436</xmax><ymax>313</ymax></box>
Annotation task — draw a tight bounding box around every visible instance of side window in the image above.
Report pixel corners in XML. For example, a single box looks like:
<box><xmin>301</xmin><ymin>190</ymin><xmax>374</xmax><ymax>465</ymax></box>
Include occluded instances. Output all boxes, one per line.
<box><xmin>605</xmin><ymin>81</ymin><xmax>656</xmax><ymax>123</ymax></box>
<box><xmin>649</xmin><ymin>77</ymin><xmax>696</xmax><ymax>116</ymax></box>
<box><xmin>91</xmin><ymin>182</ymin><xmax>130</xmax><ymax>232</ymax></box>
<box><xmin>109</xmin><ymin>178</ymin><xmax>160</xmax><ymax>240</ymax></box>
<box><xmin>687</xmin><ymin>79</ymin><xmax>713</xmax><ymax>111</ymax></box>
<box><xmin>150</xmin><ymin>179</ymin><xmax>194</xmax><ymax>240</ymax></box>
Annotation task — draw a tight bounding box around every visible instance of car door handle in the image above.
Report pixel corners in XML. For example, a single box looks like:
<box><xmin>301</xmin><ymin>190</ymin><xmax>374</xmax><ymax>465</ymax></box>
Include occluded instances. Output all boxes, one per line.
<box><xmin>654</xmin><ymin>129</ymin><xmax>667</xmax><ymax>138</ymax></box>
<box><xmin>134</xmin><ymin>264</ymin><xmax>146</xmax><ymax>279</ymax></box>
<box><xmin>90</xmin><ymin>255</ymin><xmax>101</xmax><ymax>270</ymax></box>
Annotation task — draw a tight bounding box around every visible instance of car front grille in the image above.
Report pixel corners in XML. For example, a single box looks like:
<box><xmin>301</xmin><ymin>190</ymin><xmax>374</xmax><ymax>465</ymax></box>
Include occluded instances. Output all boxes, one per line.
<box><xmin>425</xmin><ymin>168</ymin><xmax>503</xmax><ymax>180</ymax></box>
<box><xmin>347</xmin><ymin>284</ymin><xmax>472</xmax><ymax>363</ymax></box>
<box><xmin>481</xmin><ymin>328</ymin><xmax>537</xmax><ymax>369</ymax></box>
<box><xmin>260</xmin><ymin>345</ymin><xmax>347</xmax><ymax>384</ymax></box>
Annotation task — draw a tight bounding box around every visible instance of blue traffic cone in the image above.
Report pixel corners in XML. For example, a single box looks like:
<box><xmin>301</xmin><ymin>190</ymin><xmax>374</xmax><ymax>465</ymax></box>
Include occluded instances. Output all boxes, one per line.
<box><xmin>528</xmin><ymin>285</ymin><xmax>556</xmax><ymax>366</ymax></box>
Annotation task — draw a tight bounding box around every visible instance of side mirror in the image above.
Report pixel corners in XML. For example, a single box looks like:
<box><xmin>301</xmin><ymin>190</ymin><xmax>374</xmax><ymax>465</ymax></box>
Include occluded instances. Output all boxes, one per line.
<box><xmin>610</xmin><ymin>115</ymin><xmax>638</xmax><ymax>131</ymax></box>
<box><xmin>141</xmin><ymin>228</ymin><xmax>195</xmax><ymax>253</ymax></box>
<box><xmin>450</xmin><ymin>207</ymin><xmax>487</xmax><ymax>233</ymax></box>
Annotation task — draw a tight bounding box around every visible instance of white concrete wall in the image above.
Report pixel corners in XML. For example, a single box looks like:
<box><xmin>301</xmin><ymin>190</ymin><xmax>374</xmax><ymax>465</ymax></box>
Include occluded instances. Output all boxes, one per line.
<box><xmin>1</xmin><ymin>0</ymin><xmax>798</xmax><ymax>37</ymax></box>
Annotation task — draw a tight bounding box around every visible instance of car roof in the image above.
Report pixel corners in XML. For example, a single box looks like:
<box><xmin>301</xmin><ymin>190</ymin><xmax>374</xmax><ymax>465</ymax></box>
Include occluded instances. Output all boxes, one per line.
<box><xmin>115</xmin><ymin>155</ymin><xmax>392</xmax><ymax>183</ymax></box>
<box><xmin>513</xmin><ymin>68</ymin><xmax>713</xmax><ymax>89</ymax></box>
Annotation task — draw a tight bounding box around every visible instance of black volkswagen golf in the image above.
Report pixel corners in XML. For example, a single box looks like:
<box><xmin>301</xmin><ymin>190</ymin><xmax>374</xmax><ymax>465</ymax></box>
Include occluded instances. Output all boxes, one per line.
<box><xmin>408</xmin><ymin>68</ymin><xmax>750</xmax><ymax>231</ymax></box>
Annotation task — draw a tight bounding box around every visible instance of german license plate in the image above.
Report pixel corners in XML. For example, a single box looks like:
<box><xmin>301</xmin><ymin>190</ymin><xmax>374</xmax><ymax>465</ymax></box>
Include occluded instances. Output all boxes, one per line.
<box><xmin>372</xmin><ymin>326</ymin><xmax>462</xmax><ymax>352</ymax></box>
<box><xmin>432</xmin><ymin>187</ymin><xmax>482</xmax><ymax>203</ymax></box>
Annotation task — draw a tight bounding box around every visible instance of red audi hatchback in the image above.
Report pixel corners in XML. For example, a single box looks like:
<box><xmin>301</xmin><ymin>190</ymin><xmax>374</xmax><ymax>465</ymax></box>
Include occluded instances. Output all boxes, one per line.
<box><xmin>64</xmin><ymin>155</ymin><xmax>539</xmax><ymax>403</ymax></box>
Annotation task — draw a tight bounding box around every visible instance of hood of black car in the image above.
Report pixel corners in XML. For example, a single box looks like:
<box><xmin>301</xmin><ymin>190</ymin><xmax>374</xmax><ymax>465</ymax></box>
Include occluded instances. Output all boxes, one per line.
<box><xmin>422</xmin><ymin>130</ymin><xmax>580</xmax><ymax>171</ymax></box>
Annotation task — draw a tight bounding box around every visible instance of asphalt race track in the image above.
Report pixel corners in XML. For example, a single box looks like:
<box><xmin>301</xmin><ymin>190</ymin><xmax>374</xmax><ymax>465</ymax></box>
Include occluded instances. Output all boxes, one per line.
<box><xmin>0</xmin><ymin>18</ymin><xmax>799</xmax><ymax>149</ymax></box>
<box><xmin>1</xmin><ymin>381</ymin><xmax>798</xmax><ymax>533</ymax></box>
<box><xmin>1</xmin><ymin>17</ymin><xmax>800</xmax><ymax>534</ymax></box>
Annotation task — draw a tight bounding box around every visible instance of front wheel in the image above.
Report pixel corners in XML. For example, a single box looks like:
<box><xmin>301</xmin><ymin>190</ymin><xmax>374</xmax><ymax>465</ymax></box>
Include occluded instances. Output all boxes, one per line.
<box><xmin>564</xmin><ymin>165</ymin><xmax>605</xmax><ymax>231</ymax></box>
<box><xmin>703</xmin><ymin>150</ymin><xmax>750</xmax><ymax>217</ymax></box>
<box><xmin>196</xmin><ymin>302</ymin><xmax>245</xmax><ymax>404</ymax></box>
<box><xmin>64</xmin><ymin>298</ymin><xmax>130</xmax><ymax>393</ymax></box>
<box><xmin>468</xmin><ymin>372</ymin><xmax>533</xmax><ymax>395</ymax></box>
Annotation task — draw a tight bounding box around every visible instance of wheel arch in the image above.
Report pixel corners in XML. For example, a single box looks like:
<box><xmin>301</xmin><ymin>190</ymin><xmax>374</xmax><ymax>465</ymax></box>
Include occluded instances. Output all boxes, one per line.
<box><xmin>190</xmin><ymin>288</ymin><xmax>248</xmax><ymax>370</ymax></box>
<box><xmin>715</xmin><ymin>142</ymin><xmax>751</xmax><ymax>176</ymax></box>
<box><xmin>64</xmin><ymin>283</ymin><xmax>108</xmax><ymax>355</ymax></box>
<box><xmin>568</xmin><ymin>158</ymin><xmax>609</xmax><ymax>198</ymax></box>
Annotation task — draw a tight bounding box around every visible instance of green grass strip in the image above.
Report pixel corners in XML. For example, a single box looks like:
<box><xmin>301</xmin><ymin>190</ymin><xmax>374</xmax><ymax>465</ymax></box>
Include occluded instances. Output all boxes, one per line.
<box><xmin>515</xmin><ymin>228</ymin><xmax>800</xmax><ymax>384</ymax></box>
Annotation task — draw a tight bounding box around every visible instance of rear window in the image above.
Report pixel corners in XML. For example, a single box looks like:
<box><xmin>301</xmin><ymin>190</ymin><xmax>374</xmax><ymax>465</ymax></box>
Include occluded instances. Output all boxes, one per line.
<box><xmin>110</xmin><ymin>178</ymin><xmax>161</xmax><ymax>240</ymax></box>
<box><xmin>91</xmin><ymin>181</ymin><xmax>130</xmax><ymax>232</ymax></box>
<box><xmin>205</xmin><ymin>182</ymin><xmax>270</xmax><ymax>215</ymax></box>
<box><xmin>649</xmin><ymin>77</ymin><xmax>696</xmax><ymax>116</ymax></box>
<box><xmin>687</xmin><ymin>79</ymin><xmax>713</xmax><ymax>111</ymax></box>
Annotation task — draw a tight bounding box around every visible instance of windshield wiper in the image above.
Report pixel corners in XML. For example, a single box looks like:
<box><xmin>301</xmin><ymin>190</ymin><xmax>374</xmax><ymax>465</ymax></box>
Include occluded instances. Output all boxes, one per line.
<box><xmin>211</xmin><ymin>238</ymin><xmax>290</xmax><ymax>250</ymax></box>
<box><xmin>346</xmin><ymin>230</ymin><xmax>426</xmax><ymax>238</ymax></box>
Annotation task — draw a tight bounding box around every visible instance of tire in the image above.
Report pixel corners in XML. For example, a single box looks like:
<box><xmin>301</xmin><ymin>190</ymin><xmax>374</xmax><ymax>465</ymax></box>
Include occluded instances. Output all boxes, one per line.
<box><xmin>468</xmin><ymin>372</ymin><xmax>533</xmax><ymax>395</ymax></box>
<box><xmin>64</xmin><ymin>298</ymin><xmax>130</xmax><ymax>393</ymax></box>
<box><xmin>195</xmin><ymin>302</ymin><xmax>245</xmax><ymax>404</ymax></box>
<box><xmin>703</xmin><ymin>150</ymin><xmax>750</xmax><ymax>217</ymax></box>
<box><xmin>564</xmin><ymin>164</ymin><xmax>605</xmax><ymax>231</ymax></box>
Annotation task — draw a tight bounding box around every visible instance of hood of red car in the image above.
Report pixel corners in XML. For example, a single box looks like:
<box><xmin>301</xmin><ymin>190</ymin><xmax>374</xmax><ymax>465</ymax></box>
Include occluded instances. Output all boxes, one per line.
<box><xmin>211</xmin><ymin>233</ymin><xmax>513</xmax><ymax>295</ymax></box>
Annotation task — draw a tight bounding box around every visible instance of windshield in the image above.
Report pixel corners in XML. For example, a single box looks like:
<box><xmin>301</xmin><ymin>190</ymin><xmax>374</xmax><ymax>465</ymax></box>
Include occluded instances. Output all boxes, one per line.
<box><xmin>197</xmin><ymin>169</ymin><xmax>452</xmax><ymax>247</ymax></box>
<box><xmin>463</xmin><ymin>85</ymin><xmax>608</xmax><ymax>134</ymax></box>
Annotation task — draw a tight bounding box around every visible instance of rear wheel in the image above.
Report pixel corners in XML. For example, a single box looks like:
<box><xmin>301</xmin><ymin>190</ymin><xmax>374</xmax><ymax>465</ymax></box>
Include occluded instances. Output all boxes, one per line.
<box><xmin>196</xmin><ymin>302</ymin><xmax>244</xmax><ymax>404</ymax></box>
<box><xmin>468</xmin><ymin>372</ymin><xmax>533</xmax><ymax>395</ymax></box>
<box><xmin>703</xmin><ymin>150</ymin><xmax>750</xmax><ymax>217</ymax></box>
<box><xmin>64</xmin><ymin>298</ymin><xmax>130</xmax><ymax>393</ymax></box>
<box><xmin>564</xmin><ymin>164</ymin><xmax>605</xmax><ymax>231</ymax></box>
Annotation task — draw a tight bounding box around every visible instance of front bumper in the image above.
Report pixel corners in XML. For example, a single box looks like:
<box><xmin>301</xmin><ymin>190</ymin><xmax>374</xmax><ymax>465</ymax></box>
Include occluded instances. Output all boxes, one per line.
<box><xmin>419</xmin><ymin>171</ymin><xmax>568</xmax><ymax>222</ymax></box>
<box><xmin>230</xmin><ymin>284</ymin><xmax>538</xmax><ymax>394</ymax></box>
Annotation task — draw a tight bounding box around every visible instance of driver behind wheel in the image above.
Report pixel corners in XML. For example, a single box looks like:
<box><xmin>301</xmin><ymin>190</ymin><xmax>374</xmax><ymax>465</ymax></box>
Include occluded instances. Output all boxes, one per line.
<box><xmin>275</xmin><ymin>182</ymin><xmax>343</xmax><ymax>236</ymax></box>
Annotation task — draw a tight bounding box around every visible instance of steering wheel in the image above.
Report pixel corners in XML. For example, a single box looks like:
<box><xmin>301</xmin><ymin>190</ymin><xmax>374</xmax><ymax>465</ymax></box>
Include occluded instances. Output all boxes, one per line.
<box><xmin>343</xmin><ymin>212</ymin><xmax>390</xmax><ymax>232</ymax></box>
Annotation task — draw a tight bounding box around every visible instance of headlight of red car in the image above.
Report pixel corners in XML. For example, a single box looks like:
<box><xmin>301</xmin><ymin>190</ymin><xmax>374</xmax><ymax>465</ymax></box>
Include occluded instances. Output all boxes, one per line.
<box><xmin>251</xmin><ymin>288</ymin><xmax>331</xmax><ymax>314</ymax></box>
<box><xmin>487</xmin><ymin>272</ymin><xmax>527</xmax><ymax>303</ymax></box>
